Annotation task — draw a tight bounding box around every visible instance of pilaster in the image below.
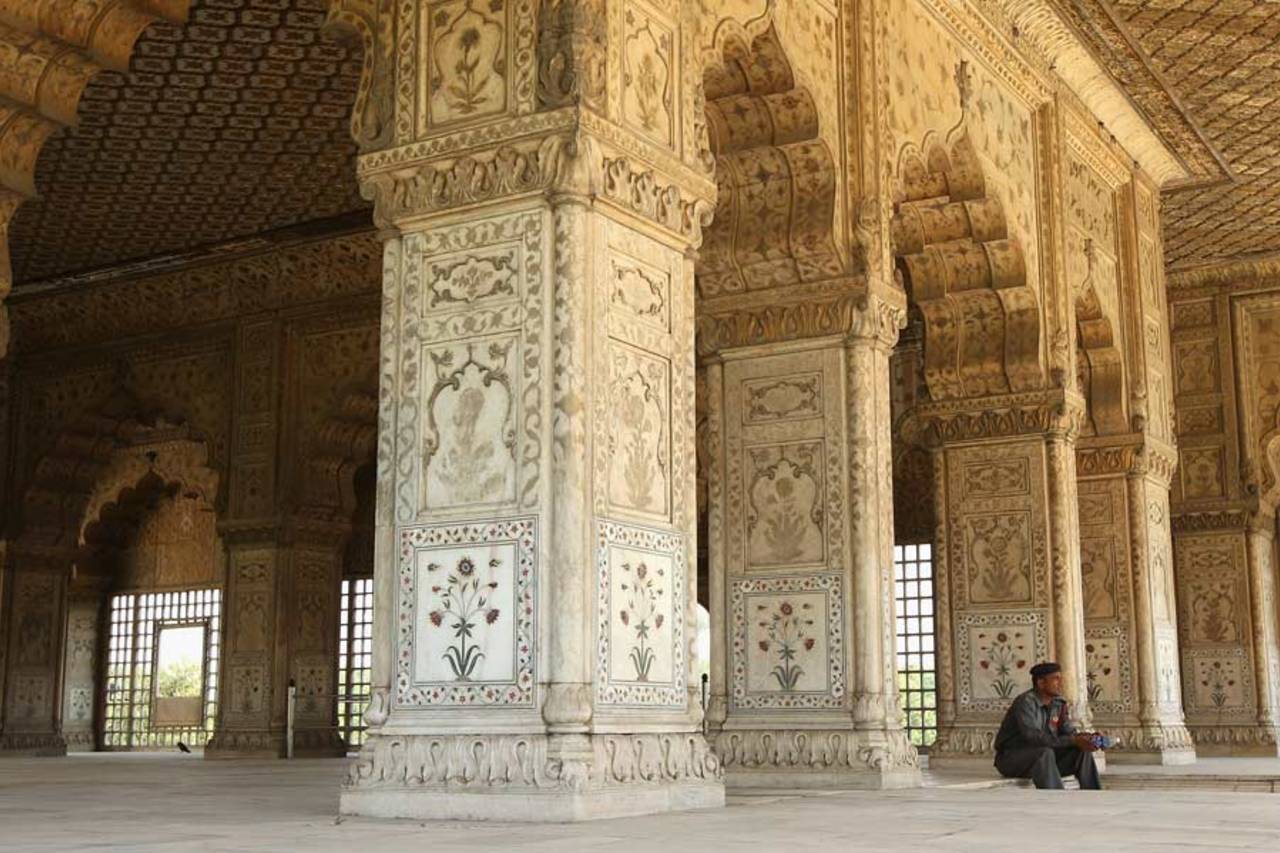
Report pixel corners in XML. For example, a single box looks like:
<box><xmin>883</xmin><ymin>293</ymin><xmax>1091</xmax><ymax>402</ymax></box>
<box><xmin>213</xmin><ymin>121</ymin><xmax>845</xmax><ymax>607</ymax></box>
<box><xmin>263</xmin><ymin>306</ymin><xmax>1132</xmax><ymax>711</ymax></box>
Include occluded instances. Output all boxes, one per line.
<box><xmin>1171</xmin><ymin>508</ymin><xmax>1280</xmax><ymax>756</ymax></box>
<box><xmin>701</xmin><ymin>291</ymin><xmax>920</xmax><ymax>789</ymax></box>
<box><xmin>1075</xmin><ymin>436</ymin><xmax>1194</xmax><ymax>764</ymax></box>
<box><xmin>917</xmin><ymin>390</ymin><xmax>1094</xmax><ymax>762</ymax></box>
<box><xmin>0</xmin><ymin>547</ymin><xmax>69</xmax><ymax>756</ymax></box>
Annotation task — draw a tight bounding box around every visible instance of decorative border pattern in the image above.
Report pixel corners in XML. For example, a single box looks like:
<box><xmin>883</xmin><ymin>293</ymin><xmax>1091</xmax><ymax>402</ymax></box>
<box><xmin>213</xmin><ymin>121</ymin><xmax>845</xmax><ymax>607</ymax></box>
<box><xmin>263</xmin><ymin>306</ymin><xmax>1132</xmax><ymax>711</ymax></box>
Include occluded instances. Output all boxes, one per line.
<box><xmin>1084</xmin><ymin>622</ymin><xmax>1133</xmax><ymax>716</ymax></box>
<box><xmin>956</xmin><ymin>609</ymin><xmax>1048</xmax><ymax>713</ymax></box>
<box><xmin>595</xmin><ymin>519</ymin><xmax>687</xmax><ymax>708</ymax></box>
<box><xmin>730</xmin><ymin>572</ymin><xmax>845</xmax><ymax>710</ymax></box>
<box><xmin>396</xmin><ymin>517</ymin><xmax>536</xmax><ymax>706</ymax></box>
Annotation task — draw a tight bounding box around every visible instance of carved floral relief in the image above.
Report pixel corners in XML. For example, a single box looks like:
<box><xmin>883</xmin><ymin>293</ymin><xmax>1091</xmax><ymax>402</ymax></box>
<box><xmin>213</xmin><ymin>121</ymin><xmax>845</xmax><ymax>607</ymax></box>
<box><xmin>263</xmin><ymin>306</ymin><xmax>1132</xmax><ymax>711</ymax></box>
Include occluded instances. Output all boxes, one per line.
<box><xmin>741</xmin><ymin>374</ymin><xmax>822</xmax><ymax>424</ymax></box>
<box><xmin>622</xmin><ymin>4</ymin><xmax>674</xmax><ymax>147</ymax></box>
<box><xmin>423</xmin><ymin>337</ymin><xmax>518</xmax><ymax>509</ymax></box>
<box><xmin>424</xmin><ymin>0</ymin><xmax>509</xmax><ymax>128</ymax></box>
<box><xmin>607</xmin><ymin>344</ymin><xmax>671</xmax><ymax>519</ymax></box>
<box><xmin>1080</xmin><ymin>537</ymin><xmax>1118</xmax><ymax>621</ymax></box>
<box><xmin>963</xmin><ymin>513</ymin><xmax>1033</xmax><ymax>605</ymax></box>
<box><xmin>744</xmin><ymin>441</ymin><xmax>825</xmax><ymax>569</ymax></box>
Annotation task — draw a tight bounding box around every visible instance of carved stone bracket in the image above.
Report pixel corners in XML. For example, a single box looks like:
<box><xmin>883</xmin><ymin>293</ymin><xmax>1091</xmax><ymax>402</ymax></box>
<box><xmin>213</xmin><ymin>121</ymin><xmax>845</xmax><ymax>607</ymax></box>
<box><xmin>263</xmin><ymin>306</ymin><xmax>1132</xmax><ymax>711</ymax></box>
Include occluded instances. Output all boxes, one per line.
<box><xmin>902</xmin><ymin>388</ymin><xmax>1085</xmax><ymax>448</ymax></box>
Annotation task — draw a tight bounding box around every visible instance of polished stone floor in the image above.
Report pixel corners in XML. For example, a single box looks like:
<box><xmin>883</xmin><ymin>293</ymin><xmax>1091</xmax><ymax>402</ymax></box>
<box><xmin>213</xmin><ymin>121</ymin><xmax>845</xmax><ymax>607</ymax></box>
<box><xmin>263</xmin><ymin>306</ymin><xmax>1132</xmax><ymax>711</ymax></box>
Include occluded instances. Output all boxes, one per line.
<box><xmin>2</xmin><ymin>753</ymin><xmax>1279</xmax><ymax>851</ymax></box>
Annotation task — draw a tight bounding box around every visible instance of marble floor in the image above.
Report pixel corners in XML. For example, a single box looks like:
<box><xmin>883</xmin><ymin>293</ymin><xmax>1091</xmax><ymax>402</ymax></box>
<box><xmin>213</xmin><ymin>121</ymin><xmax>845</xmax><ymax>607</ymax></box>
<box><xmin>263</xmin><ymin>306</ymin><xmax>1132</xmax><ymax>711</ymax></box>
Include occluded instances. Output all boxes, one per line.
<box><xmin>2</xmin><ymin>753</ymin><xmax>1279</xmax><ymax>852</ymax></box>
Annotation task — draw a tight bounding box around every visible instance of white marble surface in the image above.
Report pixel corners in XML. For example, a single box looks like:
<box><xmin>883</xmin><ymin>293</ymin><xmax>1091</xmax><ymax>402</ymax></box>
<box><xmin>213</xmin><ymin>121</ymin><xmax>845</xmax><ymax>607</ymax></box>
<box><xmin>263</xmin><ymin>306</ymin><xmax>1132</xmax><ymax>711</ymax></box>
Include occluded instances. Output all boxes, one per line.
<box><xmin>3</xmin><ymin>754</ymin><xmax>1280</xmax><ymax>851</ymax></box>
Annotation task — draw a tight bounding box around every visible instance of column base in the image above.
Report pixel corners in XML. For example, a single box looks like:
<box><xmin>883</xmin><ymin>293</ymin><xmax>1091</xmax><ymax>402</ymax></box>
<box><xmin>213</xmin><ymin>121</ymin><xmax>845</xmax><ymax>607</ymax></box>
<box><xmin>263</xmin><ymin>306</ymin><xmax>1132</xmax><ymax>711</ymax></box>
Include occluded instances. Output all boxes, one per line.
<box><xmin>0</xmin><ymin>733</ymin><xmax>67</xmax><ymax>756</ymax></box>
<box><xmin>1187</xmin><ymin>724</ymin><xmax>1280</xmax><ymax>757</ymax></box>
<box><xmin>1101</xmin><ymin>723</ymin><xmax>1197</xmax><ymax>765</ymax></box>
<box><xmin>293</xmin><ymin>727</ymin><xmax>348</xmax><ymax>758</ymax></box>
<box><xmin>64</xmin><ymin>731</ymin><xmax>95</xmax><ymax>753</ymax></box>
<box><xmin>927</xmin><ymin>724</ymin><xmax>994</xmax><ymax>769</ymax></box>
<box><xmin>205</xmin><ymin>730</ymin><xmax>285</xmax><ymax>759</ymax></box>
<box><xmin>711</xmin><ymin>727</ymin><xmax>922</xmax><ymax>789</ymax></box>
<box><xmin>340</xmin><ymin>732</ymin><xmax>725</xmax><ymax>823</ymax></box>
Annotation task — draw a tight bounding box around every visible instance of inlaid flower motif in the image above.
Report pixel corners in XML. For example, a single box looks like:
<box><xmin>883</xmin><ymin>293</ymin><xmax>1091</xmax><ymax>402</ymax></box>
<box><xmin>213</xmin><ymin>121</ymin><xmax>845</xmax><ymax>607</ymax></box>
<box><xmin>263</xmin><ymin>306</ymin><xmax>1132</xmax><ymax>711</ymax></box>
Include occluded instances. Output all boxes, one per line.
<box><xmin>974</xmin><ymin>630</ymin><xmax>1028</xmax><ymax>698</ymax></box>
<box><xmin>425</xmin><ymin>555</ymin><xmax>502</xmax><ymax>680</ymax></box>
<box><xmin>618</xmin><ymin>560</ymin><xmax>665</xmax><ymax>681</ymax></box>
<box><xmin>755</xmin><ymin>600</ymin><xmax>816</xmax><ymax>692</ymax></box>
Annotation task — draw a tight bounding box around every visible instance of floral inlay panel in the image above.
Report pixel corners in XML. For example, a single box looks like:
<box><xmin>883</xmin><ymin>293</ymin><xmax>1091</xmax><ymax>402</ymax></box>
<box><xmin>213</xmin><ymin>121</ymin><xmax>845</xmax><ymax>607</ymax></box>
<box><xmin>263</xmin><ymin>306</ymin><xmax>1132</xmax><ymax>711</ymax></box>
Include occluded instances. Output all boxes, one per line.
<box><xmin>1084</xmin><ymin>625</ymin><xmax>1132</xmax><ymax>715</ymax></box>
<box><xmin>730</xmin><ymin>573</ymin><xmax>845</xmax><ymax>710</ymax></box>
<box><xmin>744</xmin><ymin>440</ymin><xmax>825</xmax><ymax>569</ymax></box>
<box><xmin>595</xmin><ymin>521</ymin><xmax>686</xmax><ymax>708</ymax></box>
<box><xmin>397</xmin><ymin>518</ymin><xmax>536</xmax><ymax>706</ymax></box>
<box><xmin>1187</xmin><ymin>649</ymin><xmax>1252</xmax><ymax>716</ymax></box>
<box><xmin>957</xmin><ymin>611</ymin><xmax>1048</xmax><ymax>713</ymax></box>
<box><xmin>422</xmin><ymin>0</ymin><xmax>510</xmax><ymax>128</ymax></box>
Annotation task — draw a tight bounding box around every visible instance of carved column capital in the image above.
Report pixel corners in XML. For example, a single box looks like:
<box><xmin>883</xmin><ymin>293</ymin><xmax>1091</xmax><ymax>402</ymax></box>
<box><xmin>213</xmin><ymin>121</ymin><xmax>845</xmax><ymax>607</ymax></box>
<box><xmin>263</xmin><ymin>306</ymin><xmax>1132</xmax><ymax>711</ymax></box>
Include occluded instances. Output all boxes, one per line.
<box><xmin>846</xmin><ymin>289</ymin><xmax>908</xmax><ymax>351</ymax></box>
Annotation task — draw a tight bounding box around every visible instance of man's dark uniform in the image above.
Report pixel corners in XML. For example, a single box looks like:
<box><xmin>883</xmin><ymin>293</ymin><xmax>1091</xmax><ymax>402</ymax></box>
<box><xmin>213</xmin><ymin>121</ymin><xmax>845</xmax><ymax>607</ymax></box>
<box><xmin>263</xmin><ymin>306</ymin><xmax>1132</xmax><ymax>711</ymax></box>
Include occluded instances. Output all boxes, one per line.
<box><xmin>993</xmin><ymin>689</ymin><xmax>1102</xmax><ymax>789</ymax></box>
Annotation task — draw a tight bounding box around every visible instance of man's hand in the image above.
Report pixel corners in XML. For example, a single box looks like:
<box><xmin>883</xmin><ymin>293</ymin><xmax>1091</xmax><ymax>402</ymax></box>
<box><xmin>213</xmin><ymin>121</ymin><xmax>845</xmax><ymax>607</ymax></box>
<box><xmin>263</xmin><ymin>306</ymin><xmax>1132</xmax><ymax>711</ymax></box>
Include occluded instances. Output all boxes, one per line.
<box><xmin>1073</xmin><ymin>733</ymin><xmax>1098</xmax><ymax>752</ymax></box>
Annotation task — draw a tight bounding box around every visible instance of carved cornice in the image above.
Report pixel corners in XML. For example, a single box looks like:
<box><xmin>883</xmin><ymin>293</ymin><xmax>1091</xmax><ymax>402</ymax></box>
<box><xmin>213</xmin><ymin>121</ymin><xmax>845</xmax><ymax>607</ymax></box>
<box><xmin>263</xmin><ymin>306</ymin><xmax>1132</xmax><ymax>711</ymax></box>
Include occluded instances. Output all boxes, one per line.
<box><xmin>695</xmin><ymin>281</ymin><xmax>897</xmax><ymax>357</ymax></box>
<box><xmin>1076</xmin><ymin>433</ymin><xmax>1178</xmax><ymax>483</ymax></box>
<box><xmin>903</xmin><ymin>389</ymin><xmax>1086</xmax><ymax>447</ymax></box>
<box><xmin>1171</xmin><ymin>507</ymin><xmax>1274</xmax><ymax>536</ymax></box>
<box><xmin>8</xmin><ymin>232</ymin><xmax>382</xmax><ymax>353</ymax></box>
<box><xmin>1001</xmin><ymin>0</ymin><xmax>1221</xmax><ymax>187</ymax></box>
<box><xmin>1167</xmin><ymin>253</ymin><xmax>1280</xmax><ymax>294</ymax></box>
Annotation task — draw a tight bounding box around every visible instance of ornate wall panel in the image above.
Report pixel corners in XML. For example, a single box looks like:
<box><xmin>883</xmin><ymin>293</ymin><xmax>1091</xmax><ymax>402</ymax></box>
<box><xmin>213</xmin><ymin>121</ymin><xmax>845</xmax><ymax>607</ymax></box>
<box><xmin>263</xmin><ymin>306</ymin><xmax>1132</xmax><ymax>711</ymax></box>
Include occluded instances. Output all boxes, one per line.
<box><xmin>1176</xmin><ymin>534</ymin><xmax>1256</xmax><ymax>723</ymax></box>
<box><xmin>59</xmin><ymin>598</ymin><xmax>100</xmax><ymax>751</ymax></box>
<box><xmin>940</xmin><ymin>440</ymin><xmax>1050</xmax><ymax>714</ymax></box>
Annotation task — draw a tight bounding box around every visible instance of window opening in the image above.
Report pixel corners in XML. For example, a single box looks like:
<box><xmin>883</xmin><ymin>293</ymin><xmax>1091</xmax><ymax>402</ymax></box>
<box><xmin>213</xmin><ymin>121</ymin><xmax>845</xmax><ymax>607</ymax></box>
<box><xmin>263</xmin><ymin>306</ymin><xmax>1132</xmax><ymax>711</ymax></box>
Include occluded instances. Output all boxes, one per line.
<box><xmin>103</xmin><ymin>588</ymin><xmax>221</xmax><ymax>749</ymax></box>
<box><xmin>894</xmin><ymin>543</ymin><xmax>936</xmax><ymax>748</ymax></box>
<box><xmin>338</xmin><ymin>577</ymin><xmax>374</xmax><ymax>750</ymax></box>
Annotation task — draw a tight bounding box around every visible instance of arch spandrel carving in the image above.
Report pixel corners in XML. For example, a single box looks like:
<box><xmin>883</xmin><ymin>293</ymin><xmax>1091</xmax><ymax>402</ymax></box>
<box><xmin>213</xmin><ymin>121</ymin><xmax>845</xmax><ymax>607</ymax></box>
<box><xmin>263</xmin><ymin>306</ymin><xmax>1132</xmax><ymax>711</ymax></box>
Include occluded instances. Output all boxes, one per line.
<box><xmin>321</xmin><ymin>0</ymin><xmax>394</xmax><ymax>152</ymax></box>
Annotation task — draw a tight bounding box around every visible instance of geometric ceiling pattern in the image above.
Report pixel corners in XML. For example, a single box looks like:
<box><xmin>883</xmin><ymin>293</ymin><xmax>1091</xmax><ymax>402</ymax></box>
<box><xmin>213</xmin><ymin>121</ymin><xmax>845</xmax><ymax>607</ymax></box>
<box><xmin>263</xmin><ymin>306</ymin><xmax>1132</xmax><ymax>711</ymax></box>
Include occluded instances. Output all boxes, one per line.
<box><xmin>1106</xmin><ymin>0</ymin><xmax>1280</xmax><ymax>269</ymax></box>
<box><xmin>9</xmin><ymin>0</ymin><xmax>368</xmax><ymax>286</ymax></box>
<box><xmin>10</xmin><ymin>1</ymin><xmax>1280</xmax><ymax>282</ymax></box>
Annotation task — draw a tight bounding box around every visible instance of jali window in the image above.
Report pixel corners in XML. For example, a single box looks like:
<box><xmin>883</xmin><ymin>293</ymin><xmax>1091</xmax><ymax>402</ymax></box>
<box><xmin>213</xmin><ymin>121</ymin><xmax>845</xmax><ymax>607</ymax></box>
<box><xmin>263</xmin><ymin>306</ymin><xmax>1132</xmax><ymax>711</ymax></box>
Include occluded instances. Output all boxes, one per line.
<box><xmin>337</xmin><ymin>577</ymin><xmax>374</xmax><ymax>750</ymax></box>
<box><xmin>894</xmin><ymin>543</ymin><xmax>937</xmax><ymax>747</ymax></box>
<box><xmin>103</xmin><ymin>588</ymin><xmax>221</xmax><ymax>750</ymax></box>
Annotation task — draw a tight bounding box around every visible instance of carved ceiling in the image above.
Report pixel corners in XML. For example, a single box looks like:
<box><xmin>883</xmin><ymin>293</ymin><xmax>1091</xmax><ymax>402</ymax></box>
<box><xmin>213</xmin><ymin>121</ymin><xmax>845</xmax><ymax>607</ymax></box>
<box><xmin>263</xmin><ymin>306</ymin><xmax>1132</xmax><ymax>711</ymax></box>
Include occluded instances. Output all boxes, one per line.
<box><xmin>9</xmin><ymin>0</ymin><xmax>368</xmax><ymax>286</ymax></box>
<box><xmin>1067</xmin><ymin>0</ymin><xmax>1280</xmax><ymax>270</ymax></box>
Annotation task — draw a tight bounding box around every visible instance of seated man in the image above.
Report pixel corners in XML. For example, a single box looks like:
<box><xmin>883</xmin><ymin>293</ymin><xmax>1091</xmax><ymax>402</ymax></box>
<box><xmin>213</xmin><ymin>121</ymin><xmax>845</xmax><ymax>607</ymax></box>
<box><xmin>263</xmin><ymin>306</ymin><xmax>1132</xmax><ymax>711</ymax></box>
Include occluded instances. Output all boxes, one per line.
<box><xmin>993</xmin><ymin>661</ymin><xmax>1103</xmax><ymax>790</ymax></box>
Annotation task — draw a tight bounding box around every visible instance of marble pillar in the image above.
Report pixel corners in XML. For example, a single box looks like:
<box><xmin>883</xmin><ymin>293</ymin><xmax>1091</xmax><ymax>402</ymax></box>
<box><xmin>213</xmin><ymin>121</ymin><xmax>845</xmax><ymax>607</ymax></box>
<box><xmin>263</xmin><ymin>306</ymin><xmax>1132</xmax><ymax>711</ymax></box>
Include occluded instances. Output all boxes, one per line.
<box><xmin>336</xmin><ymin>0</ymin><xmax>725</xmax><ymax>821</ymax></box>
<box><xmin>0</xmin><ymin>550</ymin><xmax>68</xmax><ymax>755</ymax></box>
<box><xmin>1171</xmin><ymin>510</ymin><xmax>1280</xmax><ymax>756</ymax></box>
<box><xmin>922</xmin><ymin>391</ymin><xmax>1094</xmax><ymax>762</ymax></box>
<box><xmin>700</xmin><ymin>294</ymin><xmax>920</xmax><ymax>788</ymax></box>
<box><xmin>1076</xmin><ymin>437</ymin><xmax>1194</xmax><ymax>763</ymax></box>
